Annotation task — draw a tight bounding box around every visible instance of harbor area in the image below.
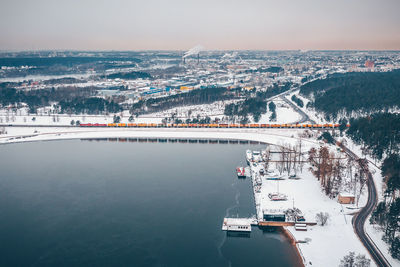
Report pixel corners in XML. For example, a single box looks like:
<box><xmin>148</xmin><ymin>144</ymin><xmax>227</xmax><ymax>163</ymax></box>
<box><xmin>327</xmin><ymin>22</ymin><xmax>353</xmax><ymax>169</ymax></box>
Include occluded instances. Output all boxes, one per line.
<box><xmin>223</xmin><ymin>147</ymin><xmax>318</xmax><ymax>232</ymax></box>
<box><xmin>222</xmin><ymin>146</ymin><xmax>371</xmax><ymax>266</ymax></box>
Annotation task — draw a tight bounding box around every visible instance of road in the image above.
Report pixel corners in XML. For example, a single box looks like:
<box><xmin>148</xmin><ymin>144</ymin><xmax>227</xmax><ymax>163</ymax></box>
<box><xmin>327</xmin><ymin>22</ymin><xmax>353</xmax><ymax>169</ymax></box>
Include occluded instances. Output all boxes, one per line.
<box><xmin>341</xmin><ymin>145</ymin><xmax>391</xmax><ymax>267</ymax></box>
<box><xmin>267</xmin><ymin>84</ymin><xmax>316</xmax><ymax>124</ymax></box>
<box><xmin>279</xmin><ymin>95</ymin><xmax>316</xmax><ymax>124</ymax></box>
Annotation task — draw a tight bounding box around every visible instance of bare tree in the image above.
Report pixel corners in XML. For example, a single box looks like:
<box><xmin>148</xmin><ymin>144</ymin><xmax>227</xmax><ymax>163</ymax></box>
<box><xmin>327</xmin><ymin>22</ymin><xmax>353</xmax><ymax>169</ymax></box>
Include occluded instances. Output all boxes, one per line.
<box><xmin>340</xmin><ymin>251</ymin><xmax>371</xmax><ymax>267</ymax></box>
<box><xmin>316</xmin><ymin>212</ymin><xmax>330</xmax><ymax>226</ymax></box>
<box><xmin>263</xmin><ymin>147</ymin><xmax>271</xmax><ymax>171</ymax></box>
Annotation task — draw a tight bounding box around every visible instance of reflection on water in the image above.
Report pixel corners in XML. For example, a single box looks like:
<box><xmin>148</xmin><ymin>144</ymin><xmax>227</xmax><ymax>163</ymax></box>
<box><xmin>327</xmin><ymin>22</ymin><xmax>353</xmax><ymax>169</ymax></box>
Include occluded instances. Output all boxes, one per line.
<box><xmin>227</xmin><ymin>231</ymin><xmax>251</xmax><ymax>238</ymax></box>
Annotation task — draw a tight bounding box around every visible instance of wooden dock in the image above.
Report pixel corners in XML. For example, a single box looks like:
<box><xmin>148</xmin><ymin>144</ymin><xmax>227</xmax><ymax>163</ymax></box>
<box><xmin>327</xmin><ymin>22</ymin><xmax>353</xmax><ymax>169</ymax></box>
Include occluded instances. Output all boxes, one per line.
<box><xmin>258</xmin><ymin>221</ymin><xmax>317</xmax><ymax>227</ymax></box>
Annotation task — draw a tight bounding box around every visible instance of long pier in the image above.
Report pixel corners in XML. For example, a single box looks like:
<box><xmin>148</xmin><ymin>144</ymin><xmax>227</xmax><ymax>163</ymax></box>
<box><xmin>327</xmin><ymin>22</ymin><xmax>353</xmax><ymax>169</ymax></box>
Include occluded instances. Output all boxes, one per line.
<box><xmin>81</xmin><ymin>137</ymin><xmax>268</xmax><ymax>145</ymax></box>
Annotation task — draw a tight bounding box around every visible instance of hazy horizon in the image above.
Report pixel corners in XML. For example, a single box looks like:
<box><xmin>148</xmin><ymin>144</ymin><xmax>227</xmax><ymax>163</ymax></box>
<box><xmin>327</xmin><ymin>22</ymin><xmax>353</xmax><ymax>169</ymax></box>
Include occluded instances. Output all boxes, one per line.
<box><xmin>1</xmin><ymin>0</ymin><xmax>400</xmax><ymax>51</ymax></box>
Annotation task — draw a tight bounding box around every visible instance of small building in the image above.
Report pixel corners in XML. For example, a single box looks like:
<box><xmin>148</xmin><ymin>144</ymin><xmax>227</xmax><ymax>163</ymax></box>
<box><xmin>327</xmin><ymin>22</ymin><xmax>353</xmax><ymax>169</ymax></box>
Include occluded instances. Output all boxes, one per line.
<box><xmin>338</xmin><ymin>193</ymin><xmax>355</xmax><ymax>204</ymax></box>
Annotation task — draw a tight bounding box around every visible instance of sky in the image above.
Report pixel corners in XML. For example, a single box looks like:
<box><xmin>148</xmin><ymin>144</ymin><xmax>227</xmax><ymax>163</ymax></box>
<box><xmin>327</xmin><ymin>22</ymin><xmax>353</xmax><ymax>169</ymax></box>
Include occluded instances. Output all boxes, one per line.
<box><xmin>0</xmin><ymin>0</ymin><xmax>399</xmax><ymax>51</ymax></box>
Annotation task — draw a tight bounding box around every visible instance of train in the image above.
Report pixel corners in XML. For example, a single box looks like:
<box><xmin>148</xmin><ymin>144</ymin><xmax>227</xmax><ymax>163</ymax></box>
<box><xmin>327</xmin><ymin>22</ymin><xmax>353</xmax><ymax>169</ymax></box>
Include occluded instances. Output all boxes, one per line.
<box><xmin>79</xmin><ymin>123</ymin><xmax>350</xmax><ymax>129</ymax></box>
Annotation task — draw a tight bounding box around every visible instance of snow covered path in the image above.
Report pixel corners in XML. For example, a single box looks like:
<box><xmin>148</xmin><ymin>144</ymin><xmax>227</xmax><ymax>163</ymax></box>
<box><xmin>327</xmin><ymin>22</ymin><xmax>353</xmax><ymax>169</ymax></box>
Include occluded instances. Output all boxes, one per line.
<box><xmin>0</xmin><ymin>127</ymin><xmax>321</xmax><ymax>148</ymax></box>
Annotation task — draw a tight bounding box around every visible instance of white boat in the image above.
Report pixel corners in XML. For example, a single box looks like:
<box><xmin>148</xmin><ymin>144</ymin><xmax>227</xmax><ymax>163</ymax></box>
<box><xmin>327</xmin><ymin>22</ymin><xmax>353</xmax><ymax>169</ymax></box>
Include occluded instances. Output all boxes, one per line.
<box><xmin>244</xmin><ymin>167</ymin><xmax>250</xmax><ymax>177</ymax></box>
<box><xmin>236</xmin><ymin>167</ymin><xmax>246</xmax><ymax>178</ymax></box>
<box><xmin>265</xmin><ymin>170</ymin><xmax>283</xmax><ymax>180</ymax></box>
<box><xmin>252</xmin><ymin>151</ymin><xmax>262</xmax><ymax>162</ymax></box>
<box><xmin>246</xmin><ymin>150</ymin><xmax>253</xmax><ymax>164</ymax></box>
<box><xmin>268</xmin><ymin>192</ymin><xmax>288</xmax><ymax>201</ymax></box>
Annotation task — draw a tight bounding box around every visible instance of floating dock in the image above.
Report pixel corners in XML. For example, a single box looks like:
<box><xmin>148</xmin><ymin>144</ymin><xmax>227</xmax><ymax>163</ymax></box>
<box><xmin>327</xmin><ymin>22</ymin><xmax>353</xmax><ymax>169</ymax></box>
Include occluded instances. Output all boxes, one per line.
<box><xmin>221</xmin><ymin>218</ymin><xmax>258</xmax><ymax>232</ymax></box>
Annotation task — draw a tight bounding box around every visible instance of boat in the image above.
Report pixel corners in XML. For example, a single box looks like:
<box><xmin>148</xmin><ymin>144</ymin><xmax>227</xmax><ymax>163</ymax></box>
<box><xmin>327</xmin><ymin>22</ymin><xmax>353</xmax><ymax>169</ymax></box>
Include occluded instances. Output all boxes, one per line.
<box><xmin>265</xmin><ymin>170</ymin><xmax>283</xmax><ymax>180</ymax></box>
<box><xmin>244</xmin><ymin>167</ymin><xmax>250</xmax><ymax>177</ymax></box>
<box><xmin>246</xmin><ymin>150</ymin><xmax>253</xmax><ymax>164</ymax></box>
<box><xmin>236</xmin><ymin>167</ymin><xmax>246</xmax><ymax>178</ymax></box>
<box><xmin>252</xmin><ymin>151</ymin><xmax>262</xmax><ymax>162</ymax></box>
<box><xmin>268</xmin><ymin>192</ymin><xmax>288</xmax><ymax>201</ymax></box>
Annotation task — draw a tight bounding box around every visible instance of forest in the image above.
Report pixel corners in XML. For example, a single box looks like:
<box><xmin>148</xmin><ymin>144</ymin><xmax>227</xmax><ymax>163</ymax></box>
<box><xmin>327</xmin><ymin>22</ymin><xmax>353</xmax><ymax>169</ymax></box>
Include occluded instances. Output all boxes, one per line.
<box><xmin>58</xmin><ymin>97</ymin><xmax>122</xmax><ymax>115</ymax></box>
<box><xmin>346</xmin><ymin>113</ymin><xmax>400</xmax><ymax>160</ymax></box>
<box><xmin>299</xmin><ymin>70</ymin><xmax>400</xmax><ymax>119</ymax></box>
<box><xmin>0</xmin><ymin>87</ymin><xmax>98</xmax><ymax>112</ymax></box>
<box><xmin>370</xmin><ymin>154</ymin><xmax>400</xmax><ymax>259</ymax></box>
<box><xmin>224</xmin><ymin>98</ymin><xmax>267</xmax><ymax>122</ymax></box>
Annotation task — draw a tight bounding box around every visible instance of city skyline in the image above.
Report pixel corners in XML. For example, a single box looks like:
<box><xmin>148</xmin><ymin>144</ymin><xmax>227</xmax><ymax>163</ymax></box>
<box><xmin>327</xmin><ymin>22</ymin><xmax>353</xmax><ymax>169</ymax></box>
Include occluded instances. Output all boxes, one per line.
<box><xmin>1</xmin><ymin>0</ymin><xmax>400</xmax><ymax>51</ymax></box>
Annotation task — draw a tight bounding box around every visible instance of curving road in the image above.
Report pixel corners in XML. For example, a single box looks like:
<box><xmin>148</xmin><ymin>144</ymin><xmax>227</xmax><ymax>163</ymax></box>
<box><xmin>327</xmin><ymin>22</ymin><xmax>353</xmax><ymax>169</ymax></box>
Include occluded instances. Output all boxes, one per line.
<box><xmin>341</xmin><ymin>145</ymin><xmax>391</xmax><ymax>267</ymax></box>
<box><xmin>279</xmin><ymin>95</ymin><xmax>316</xmax><ymax>124</ymax></box>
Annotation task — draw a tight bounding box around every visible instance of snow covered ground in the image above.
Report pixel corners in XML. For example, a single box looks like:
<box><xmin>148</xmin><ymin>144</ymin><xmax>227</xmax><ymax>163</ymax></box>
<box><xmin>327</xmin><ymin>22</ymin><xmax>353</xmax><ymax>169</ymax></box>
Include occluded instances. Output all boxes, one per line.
<box><xmin>0</xmin><ymin>109</ymin><xmax>164</xmax><ymax>126</ymax></box>
<box><xmin>248</xmin><ymin>151</ymin><xmax>373</xmax><ymax>267</ymax></box>
<box><xmin>144</xmin><ymin>100</ymin><xmax>238</xmax><ymax>119</ymax></box>
<box><xmin>258</xmin><ymin>99</ymin><xmax>302</xmax><ymax>124</ymax></box>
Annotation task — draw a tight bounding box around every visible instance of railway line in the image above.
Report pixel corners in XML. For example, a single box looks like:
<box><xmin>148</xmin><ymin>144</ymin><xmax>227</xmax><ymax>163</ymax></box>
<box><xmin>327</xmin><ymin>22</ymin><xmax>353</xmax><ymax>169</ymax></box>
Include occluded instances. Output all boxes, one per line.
<box><xmin>78</xmin><ymin>122</ymin><xmax>347</xmax><ymax>129</ymax></box>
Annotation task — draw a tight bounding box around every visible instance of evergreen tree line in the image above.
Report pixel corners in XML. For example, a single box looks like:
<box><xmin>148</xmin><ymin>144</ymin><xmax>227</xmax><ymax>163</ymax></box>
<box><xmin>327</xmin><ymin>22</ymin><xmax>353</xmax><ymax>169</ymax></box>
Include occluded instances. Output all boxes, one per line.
<box><xmin>370</xmin><ymin>154</ymin><xmax>400</xmax><ymax>260</ymax></box>
<box><xmin>0</xmin><ymin>87</ymin><xmax>97</xmax><ymax>112</ymax></box>
<box><xmin>291</xmin><ymin>94</ymin><xmax>304</xmax><ymax>108</ymax></box>
<box><xmin>346</xmin><ymin>113</ymin><xmax>400</xmax><ymax>160</ymax></box>
<box><xmin>244</xmin><ymin>66</ymin><xmax>283</xmax><ymax>74</ymax></box>
<box><xmin>59</xmin><ymin>97</ymin><xmax>122</xmax><ymax>115</ymax></box>
<box><xmin>268</xmin><ymin>101</ymin><xmax>276</xmax><ymax>121</ymax></box>
<box><xmin>103</xmin><ymin>71</ymin><xmax>152</xmax><ymax>80</ymax></box>
<box><xmin>345</xmin><ymin>113</ymin><xmax>400</xmax><ymax>259</ymax></box>
<box><xmin>224</xmin><ymin>98</ymin><xmax>267</xmax><ymax>122</ymax></box>
<box><xmin>299</xmin><ymin>70</ymin><xmax>400</xmax><ymax>119</ymax></box>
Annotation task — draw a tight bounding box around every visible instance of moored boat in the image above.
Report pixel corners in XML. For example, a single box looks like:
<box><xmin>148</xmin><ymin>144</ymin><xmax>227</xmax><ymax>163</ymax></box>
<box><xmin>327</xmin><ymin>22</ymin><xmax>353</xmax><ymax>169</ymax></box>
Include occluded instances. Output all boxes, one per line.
<box><xmin>246</xmin><ymin>150</ymin><xmax>253</xmax><ymax>165</ymax></box>
<box><xmin>265</xmin><ymin>170</ymin><xmax>283</xmax><ymax>180</ymax></box>
<box><xmin>236</xmin><ymin>167</ymin><xmax>246</xmax><ymax>178</ymax></box>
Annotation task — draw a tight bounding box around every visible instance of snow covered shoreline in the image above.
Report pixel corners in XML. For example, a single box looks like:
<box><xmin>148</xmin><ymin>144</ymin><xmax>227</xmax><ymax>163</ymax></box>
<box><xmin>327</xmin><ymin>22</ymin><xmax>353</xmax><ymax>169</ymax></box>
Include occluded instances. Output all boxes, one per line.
<box><xmin>0</xmin><ymin>127</ymin><xmax>322</xmax><ymax>146</ymax></box>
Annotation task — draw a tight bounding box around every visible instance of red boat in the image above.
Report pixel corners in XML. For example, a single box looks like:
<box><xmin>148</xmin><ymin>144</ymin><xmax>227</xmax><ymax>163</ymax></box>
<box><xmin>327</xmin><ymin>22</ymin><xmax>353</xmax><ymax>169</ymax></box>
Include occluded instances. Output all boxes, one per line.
<box><xmin>236</xmin><ymin>167</ymin><xmax>246</xmax><ymax>178</ymax></box>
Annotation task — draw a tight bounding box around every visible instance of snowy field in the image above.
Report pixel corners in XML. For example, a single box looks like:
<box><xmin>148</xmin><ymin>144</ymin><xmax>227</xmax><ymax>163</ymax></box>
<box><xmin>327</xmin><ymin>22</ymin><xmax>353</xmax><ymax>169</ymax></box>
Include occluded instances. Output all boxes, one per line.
<box><xmin>258</xmin><ymin>99</ymin><xmax>302</xmax><ymax>124</ymax></box>
<box><xmin>143</xmin><ymin>100</ymin><xmax>238</xmax><ymax>119</ymax></box>
<box><xmin>0</xmin><ymin>109</ymin><xmax>163</xmax><ymax>126</ymax></box>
